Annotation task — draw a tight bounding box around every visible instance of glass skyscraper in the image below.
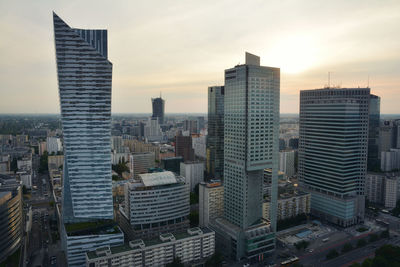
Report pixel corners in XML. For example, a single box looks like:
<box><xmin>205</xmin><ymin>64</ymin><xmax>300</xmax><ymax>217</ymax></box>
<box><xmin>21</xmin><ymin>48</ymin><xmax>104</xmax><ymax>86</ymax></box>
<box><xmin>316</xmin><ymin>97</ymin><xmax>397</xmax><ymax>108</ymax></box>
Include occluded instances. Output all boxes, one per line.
<box><xmin>368</xmin><ymin>94</ymin><xmax>381</xmax><ymax>171</ymax></box>
<box><xmin>53</xmin><ymin>13</ymin><xmax>113</xmax><ymax>223</ymax></box>
<box><xmin>211</xmin><ymin>53</ymin><xmax>279</xmax><ymax>263</ymax></box>
<box><xmin>206</xmin><ymin>86</ymin><xmax>224</xmax><ymax>179</ymax></box>
<box><xmin>299</xmin><ymin>88</ymin><xmax>371</xmax><ymax>227</ymax></box>
<box><xmin>152</xmin><ymin>96</ymin><xmax>165</xmax><ymax>124</ymax></box>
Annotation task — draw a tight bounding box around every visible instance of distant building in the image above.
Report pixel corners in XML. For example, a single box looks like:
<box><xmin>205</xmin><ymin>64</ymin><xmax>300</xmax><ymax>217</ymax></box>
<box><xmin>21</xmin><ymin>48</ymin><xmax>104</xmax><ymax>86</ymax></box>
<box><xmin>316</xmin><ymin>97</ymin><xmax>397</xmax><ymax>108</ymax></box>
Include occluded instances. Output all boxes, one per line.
<box><xmin>199</xmin><ymin>181</ymin><xmax>224</xmax><ymax>227</ymax></box>
<box><xmin>288</xmin><ymin>138</ymin><xmax>299</xmax><ymax>150</ymax></box>
<box><xmin>379</xmin><ymin>121</ymin><xmax>396</xmax><ymax>155</ymax></box>
<box><xmin>151</xmin><ymin>96</ymin><xmax>165</xmax><ymax>125</ymax></box>
<box><xmin>175</xmin><ymin>134</ymin><xmax>195</xmax><ymax>162</ymax></box>
<box><xmin>366</xmin><ymin>173</ymin><xmax>385</xmax><ymax>205</ymax></box>
<box><xmin>263</xmin><ymin>191</ymin><xmax>310</xmax><ymax>221</ymax></box>
<box><xmin>183</xmin><ymin>120</ymin><xmax>198</xmax><ymax>134</ymax></box>
<box><xmin>384</xmin><ymin>175</ymin><xmax>400</xmax><ymax>209</ymax></box>
<box><xmin>0</xmin><ymin>174</ymin><xmax>23</xmax><ymax>263</ymax></box>
<box><xmin>161</xmin><ymin>157</ymin><xmax>183</xmax><ymax>174</ymax></box>
<box><xmin>46</xmin><ymin>137</ymin><xmax>63</xmax><ymax>154</ymax></box>
<box><xmin>368</xmin><ymin>95</ymin><xmax>380</xmax><ymax>170</ymax></box>
<box><xmin>279</xmin><ymin>150</ymin><xmax>296</xmax><ymax>178</ymax></box>
<box><xmin>381</xmin><ymin>149</ymin><xmax>400</xmax><ymax>172</ymax></box>
<box><xmin>129</xmin><ymin>152</ymin><xmax>155</xmax><ymax>179</ymax></box>
<box><xmin>192</xmin><ymin>135</ymin><xmax>206</xmax><ymax>159</ymax></box>
<box><xmin>120</xmin><ymin>172</ymin><xmax>190</xmax><ymax>240</ymax></box>
<box><xmin>144</xmin><ymin>117</ymin><xmax>163</xmax><ymax>142</ymax></box>
<box><xmin>86</xmin><ymin>228</ymin><xmax>215</xmax><ymax>267</ymax></box>
<box><xmin>111</xmin><ymin>136</ymin><xmax>125</xmax><ymax>153</ymax></box>
<box><xmin>38</xmin><ymin>141</ymin><xmax>47</xmax><ymax>155</ymax></box>
<box><xmin>180</xmin><ymin>161</ymin><xmax>204</xmax><ymax>191</ymax></box>
<box><xmin>206</xmin><ymin>86</ymin><xmax>224</xmax><ymax>179</ymax></box>
<box><xmin>299</xmin><ymin>88</ymin><xmax>370</xmax><ymax>227</ymax></box>
<box><xmin>279</xmin><ymin>138</ymin><xmax>286</xmax><ymax>150</ymax></box>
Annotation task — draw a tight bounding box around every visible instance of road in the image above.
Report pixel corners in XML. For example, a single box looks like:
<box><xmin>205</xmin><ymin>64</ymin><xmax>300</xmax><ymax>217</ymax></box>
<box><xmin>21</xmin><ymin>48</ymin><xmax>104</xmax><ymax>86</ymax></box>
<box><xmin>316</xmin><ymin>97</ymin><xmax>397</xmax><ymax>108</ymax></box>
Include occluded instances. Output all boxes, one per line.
<box><xmin>25</xmin><ymin>154</ymin><xmax>66</xmax><ymax>267</ymax></box>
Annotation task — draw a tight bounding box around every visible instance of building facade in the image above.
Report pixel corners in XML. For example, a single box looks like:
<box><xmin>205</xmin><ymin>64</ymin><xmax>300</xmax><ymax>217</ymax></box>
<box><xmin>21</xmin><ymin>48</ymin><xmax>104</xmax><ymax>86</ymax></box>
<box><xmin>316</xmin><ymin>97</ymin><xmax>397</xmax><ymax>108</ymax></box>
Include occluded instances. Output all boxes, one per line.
<box><xmin>175</xmin><ymin>134</ymin><xmax>195</xmax><ymax>162</ymax></box>
<box><xmin>180</xmin><ymin>161</ymin><xmax>204</xmax><ymax>191</ymax></box>
<box><xmin>46</xmin><ymin>137</ymin><xmax>63</xmax><ymax>154</ymax></box>
<box><xmin>121</xmin><ymin>172</ymin><xmax>190</xmax><ymax>240</ymax></box>
<box><xmin>211</xmin><ymin>53</ymin><xmax>279</xmax><ymax>262</ymax></box>
<box><xmin>381</xmin><ymin>149</ymin><xmax>400</xmax><ymax>172</ymax></box>
<box><xmin>151</xmin><ymin>96</ymin><xmax>165</xmax><ymax>125</ymax></box>
<box><xmin>0</xmin><ymin>175</ymin><xmax>22</xmax><ymax>263</ymax></box>
<box><xmin>54</xmin><ymin>13</ymin><xmax>113</xmax><ymax>223</ymax></box>
<box><xmin>368</xmin><ymin>95</ymin><xmax>380</xmax><ymax>171</ymax></box>
<box><xmin>129</xmin><ymin>152</ymin><xmax>155</xmax><ymax>179</ymax></box>
<box><xmin>206</xmin><ymin>86</ymin><xmax>225</xmax><ymax>179</ymax></box>
<box><xmin>263</xmin><ymin>191</ymin><xmax>310</xmax><ymax>221</ymax></box>
<box><xmin>299</xmin><ymin>88</ymin><xmax>370</xmax><ymax>227</ymax></box>
<box><xmin>279</xmin><ymin>150</ymin><xmax>296</xmax><ymax>178</ymax></box>
<box><xmin>199</xmin><ymin>181</ymin><xmax>224</xmax><ymax>227</ymax></box>
<box><xmin>86</xmin><ymin>228</ymin><xmax>215</xmax><ymax>267</ymax></box>
<box><xmin>366</xmin><ymin>173</ymin><xmax>385</xmax><ymax>205</ymax></box>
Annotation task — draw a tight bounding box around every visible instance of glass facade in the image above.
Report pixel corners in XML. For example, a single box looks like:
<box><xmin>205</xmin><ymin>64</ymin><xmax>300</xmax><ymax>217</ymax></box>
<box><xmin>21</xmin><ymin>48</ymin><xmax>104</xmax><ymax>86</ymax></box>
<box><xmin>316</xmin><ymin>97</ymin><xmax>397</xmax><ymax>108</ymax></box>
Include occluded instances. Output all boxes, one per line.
<box><xmin>53</xmin><ymin>13</ymin><xmax>113</xmax><ymax>223</ymax></box>
<box><xmin>207</xmin><ymin>86</ymin><xmax>224</xmax><ymax>179</ymax></box>
<box><xmin>368</xmin><ymin>94</ymin><xmax>381</xmax><ymax>171</ymax></box>
<box><xmin>299</xmin><ymin>88</ymin><xmax>370</xmax><ymax>227</ymax></box>
<box><xmin>152</xmin><ymin>97</ymin><xmax>165</xmax><ymax>124</ymax></box>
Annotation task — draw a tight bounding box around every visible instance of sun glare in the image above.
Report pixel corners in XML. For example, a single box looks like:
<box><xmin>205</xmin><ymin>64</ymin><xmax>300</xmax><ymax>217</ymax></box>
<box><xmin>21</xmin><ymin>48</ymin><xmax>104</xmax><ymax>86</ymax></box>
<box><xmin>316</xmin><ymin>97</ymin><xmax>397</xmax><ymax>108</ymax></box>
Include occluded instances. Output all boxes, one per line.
<box><xmin>266</xmin><ymin>35</ymin><xmax>319</xmax><ymax>74</ymax></box>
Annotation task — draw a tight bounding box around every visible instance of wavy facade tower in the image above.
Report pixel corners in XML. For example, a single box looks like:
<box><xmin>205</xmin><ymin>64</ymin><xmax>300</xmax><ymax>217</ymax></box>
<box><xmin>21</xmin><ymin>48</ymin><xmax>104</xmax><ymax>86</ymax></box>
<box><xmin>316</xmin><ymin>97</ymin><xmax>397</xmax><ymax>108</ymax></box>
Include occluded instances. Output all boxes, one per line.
<box><xmin>53</xmin><ymin>13</ymin><xmax>113</xmax><ymax>223</ymax></box>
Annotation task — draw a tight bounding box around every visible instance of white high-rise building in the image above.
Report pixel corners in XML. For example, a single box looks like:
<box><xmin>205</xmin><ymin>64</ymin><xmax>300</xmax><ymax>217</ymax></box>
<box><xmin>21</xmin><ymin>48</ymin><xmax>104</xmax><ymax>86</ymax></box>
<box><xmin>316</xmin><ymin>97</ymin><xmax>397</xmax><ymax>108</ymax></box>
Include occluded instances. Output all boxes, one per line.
<box><xmin>144</xmin><ymin>117</ymin><xmax>163</xmax><ymax>142</ymax></box>
<box><xmin>210</xmin><ymin>53</ymin><xmax>280</xmax><ymax>262</ymax></box>
<box><xmin>199</xmin><ymin>181</ymin><xmax>224</xmax><ymax>227</ymax></box>
<box><xmin>279</xmin><ymin>150</ymin><xmax>296</xmax><ymax>178</ymax></box>
<box><xmin>46</xmin><ymin>137</ymin><xmax>63</xmax><ymax>154</ymax></box>
<box><xmin>381</xmin><ymin>149</ymin><xmax>400</xmax><ymax>172</ymax></box>
<box><xmin>180</xmin><ymin>161</ymin><xmax>204</xmax><ymax>191</ymax></box>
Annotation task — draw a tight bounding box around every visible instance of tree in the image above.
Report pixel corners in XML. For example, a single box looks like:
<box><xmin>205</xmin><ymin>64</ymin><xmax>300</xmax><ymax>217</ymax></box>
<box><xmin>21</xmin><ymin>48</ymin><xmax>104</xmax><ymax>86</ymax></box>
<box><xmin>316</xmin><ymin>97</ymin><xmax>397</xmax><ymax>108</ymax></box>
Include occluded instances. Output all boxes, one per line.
<box><xmin>205</xmin><ymin>252</ymin><xmax>224</xmax><ymax>267</ymax></box>
<box><xmin>349</xmin><ymin>263</ymin><xmax>361</xmax><ymax>267</ymax></box>
<box><xmin>369</xmin><ymin>234</ymin><xmax>379</xmax><ymax>243</ymax></box>
<box><xmin>39</xmin><ymin>151</ymin><xmax>49</xmax><ymax>173</ymax></box>
<box><xmin>361</xmin><ymin>259</ymin><xmax>372</xmax><ymax>267</ymax></box>
<box><xmin>380</xmin><ymin>230</ymin><xmax>389</xmax><ymax>239</ymax></box>
<box><xmin>326</xmin><ymin>249</ymin><xmax>339</xmax><ymax>260</ymax></box>
<box><xmin>295</xmin><ymin>240</ymin><xmax>310</xmax><ymax>250</ymax></box>
<box><xmin>166</xmin><ymin>257</ymin><xmax>184</xmax><ymax>267</ymax></box>
<box><xmin>357</xmin><ymin>239</ymin><xmax>367</xmax><ymax>248</ymax></box>
<box><xmin>342</xmin><ymin>242</ymin><xmax>353</xmax><ymax>253</ymax></box>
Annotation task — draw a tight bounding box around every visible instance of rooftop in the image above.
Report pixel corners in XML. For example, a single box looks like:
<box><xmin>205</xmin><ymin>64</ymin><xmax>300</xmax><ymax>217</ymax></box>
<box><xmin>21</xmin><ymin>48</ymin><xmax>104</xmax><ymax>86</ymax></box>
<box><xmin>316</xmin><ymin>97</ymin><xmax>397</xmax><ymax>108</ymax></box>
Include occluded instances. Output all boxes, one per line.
<box><xmin>140</xmin><ymin>171</ymin><xmax>177</xmax><ymax>187</ymax></box>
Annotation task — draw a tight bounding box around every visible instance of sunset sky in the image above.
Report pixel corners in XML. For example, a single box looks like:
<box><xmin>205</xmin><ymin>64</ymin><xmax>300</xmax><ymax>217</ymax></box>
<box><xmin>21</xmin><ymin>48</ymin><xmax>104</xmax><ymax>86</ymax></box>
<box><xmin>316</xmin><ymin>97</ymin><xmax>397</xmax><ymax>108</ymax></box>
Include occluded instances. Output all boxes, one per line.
<box><xmin>0</xmin><ymin>0</ymin><xmax>399</xmax><ymax>114</ymax></box>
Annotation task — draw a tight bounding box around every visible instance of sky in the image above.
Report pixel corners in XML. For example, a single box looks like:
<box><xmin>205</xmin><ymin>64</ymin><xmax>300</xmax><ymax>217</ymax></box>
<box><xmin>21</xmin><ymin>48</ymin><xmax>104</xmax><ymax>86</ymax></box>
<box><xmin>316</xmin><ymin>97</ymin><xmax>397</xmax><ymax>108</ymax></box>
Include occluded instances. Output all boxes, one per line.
<box><xmin>0</xmin><ymin>0</ymin><xmax>399</xmax><ymax>114</ymax></box>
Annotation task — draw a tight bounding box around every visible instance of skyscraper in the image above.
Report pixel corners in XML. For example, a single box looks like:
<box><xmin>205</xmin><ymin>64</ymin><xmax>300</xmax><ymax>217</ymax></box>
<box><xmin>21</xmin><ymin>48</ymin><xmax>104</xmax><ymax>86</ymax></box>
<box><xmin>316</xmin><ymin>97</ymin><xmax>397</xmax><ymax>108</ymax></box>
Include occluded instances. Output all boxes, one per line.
<box><xmin>54</xmin><ymin>13</ymin><xmax>123</xmax><ymax>266</ymax></box>
<box><xmin>211</xmin><ymin>53</ymin><xmax>279</xmax><ymax>262</ymax></box>
<box><xmin>299</xmin><ymin>88</ymin><xmax>370</xmax><ymax>227</ymax></box>
<box><xmin>368</xmin><ymin>94</ymin><xmax>381</xmax><ymax>171</ymax></box>
<box><xmin>54</xmin><ymin>13</ymin><xmax>113</xmax><ymax>223</ymax></box>
<box><xmin>206</xmin><ymin>86</ymin><xmax>224</xmax><ymax>179</ymax></box>
<box><xmin>152</xmin><ymin>96</ymin><xmax>165</xmax><ymax>124</ymax></box>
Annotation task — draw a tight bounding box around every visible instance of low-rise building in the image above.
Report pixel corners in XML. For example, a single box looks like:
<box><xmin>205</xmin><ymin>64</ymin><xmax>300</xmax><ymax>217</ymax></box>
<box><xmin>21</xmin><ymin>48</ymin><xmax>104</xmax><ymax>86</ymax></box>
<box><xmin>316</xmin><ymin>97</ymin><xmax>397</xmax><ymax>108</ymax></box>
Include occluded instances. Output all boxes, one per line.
<box><xmin>120</xmin><ymin>171</ymin><xmax>190</xmax><ymax>240</ymax></box>
<box><xmin>199</xmin><ymin>181</ymin><xmax>224</xmax><ymax>227</ymax></box>
<box><xmin>85</xmin><ymin>227</ymin><xmax>215</xmax><ymax>267</ymax></box>
<box><xmin>263</xmin><ymin>191</ymin><xmax>310</xmax><ymax>221</ymax></box>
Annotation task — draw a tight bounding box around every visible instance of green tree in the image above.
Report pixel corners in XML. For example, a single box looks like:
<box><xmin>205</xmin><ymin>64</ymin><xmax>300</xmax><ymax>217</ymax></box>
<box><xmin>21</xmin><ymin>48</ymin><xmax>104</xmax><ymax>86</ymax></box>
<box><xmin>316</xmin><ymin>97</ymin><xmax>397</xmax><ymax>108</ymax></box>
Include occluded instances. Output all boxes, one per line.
<box><xmin>205</xmin><ymin>252</ymin><xmax>224</xmax><ymax>267</ymax></box>
<box><xmin>326</xmin><ymin>249</ymin><xmax>339</xmax><ymax>260</ymax></box>
<box><xmin>166</xmin><ymin>257</ymin><xmax>184</xmax><ymax>267</ymax></box>
<box><xmin>10</xmin><ymin>158</ymin><xmax>18</xmax><ymax>173</ymax></box>
<box><xmin>361</xmin><ymin>258</ymin><xmax>372</xmax><ymax>267</ymax></box>
<box><xmin>189</xmin><ymin>211</ymin><xmax>199</xmax><ymax>227</ymax></box>
<box><xmin>380</xmin><ymin>230</ymin><xmax>389</xmax><ymax>239</ymax></box>
<box><xmin>349</xmin><ymin>263</ymin><xmax>361</xmax><ymax>267</ymax></box>
<box><xmin>342</xmin><ymin>242</ymin><xmax>353</xmax><ymax>253</ymax></box>
<box><xmin>369</xmin><ymin>234</ymin><xmax>379</xmax><ymax>243</ymax></box>
<box><xmin>39</xmin><ymin>151</ymin><xmax>49</xmax><ymax>173</ymax></box>
<box><xmin>357</xmin><ymin>239</ymin><xmax>367</xmax><ymax>248</ymax></box>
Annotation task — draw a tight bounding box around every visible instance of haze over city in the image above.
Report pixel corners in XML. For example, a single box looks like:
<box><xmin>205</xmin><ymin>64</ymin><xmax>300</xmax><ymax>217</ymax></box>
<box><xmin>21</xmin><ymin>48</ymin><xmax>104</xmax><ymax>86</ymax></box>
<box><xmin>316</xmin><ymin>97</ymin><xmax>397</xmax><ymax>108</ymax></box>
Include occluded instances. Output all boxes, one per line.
<box><xmin>0</xmin><ymin>0</ymin><xmax>399</xmax><ymax>114</ymax></box>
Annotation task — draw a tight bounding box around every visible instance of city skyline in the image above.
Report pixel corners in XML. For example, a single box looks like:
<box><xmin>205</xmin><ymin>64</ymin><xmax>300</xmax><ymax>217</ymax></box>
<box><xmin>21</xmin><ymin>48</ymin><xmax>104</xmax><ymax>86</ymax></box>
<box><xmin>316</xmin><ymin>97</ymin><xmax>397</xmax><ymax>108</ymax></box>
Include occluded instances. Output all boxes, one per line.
<box><xmin>0</xmin><ymin>0</ymin><xmax>399</xmax><ymax>114</ymax></box>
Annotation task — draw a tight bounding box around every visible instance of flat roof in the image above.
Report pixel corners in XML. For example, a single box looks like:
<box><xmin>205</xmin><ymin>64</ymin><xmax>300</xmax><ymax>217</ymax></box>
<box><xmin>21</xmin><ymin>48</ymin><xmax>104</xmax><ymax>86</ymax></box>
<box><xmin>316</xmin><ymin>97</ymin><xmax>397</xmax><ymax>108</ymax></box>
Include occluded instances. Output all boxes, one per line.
<box><xmin>140</xmin><ymin>171</ymin><xmax>177</xmax><ymax>187</ymax></box>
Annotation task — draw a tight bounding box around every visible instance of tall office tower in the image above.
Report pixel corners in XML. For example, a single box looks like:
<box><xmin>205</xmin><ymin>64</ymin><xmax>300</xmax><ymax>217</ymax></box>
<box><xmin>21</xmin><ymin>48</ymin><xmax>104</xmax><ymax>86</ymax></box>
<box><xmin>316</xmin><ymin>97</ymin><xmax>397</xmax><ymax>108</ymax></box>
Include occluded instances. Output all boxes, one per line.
<box><xmin>206</xmin><ymin>86</ymin><xmax>224</xmax><ymax>179</ymax></box>
<box><xmin>152</xmin><ymin>96</ymin><xmax>165</xmax><ymax>124</ymax></box>
<box><xmin>54</xmin><ymin>13</ymin><xmax>113</xmax><ymax>223</ymax></box>
<box><xmin>54</xmin><ymin>13</ymin><xmax>123</xmax><ymax>266</ymax></box>
<box><xmin>299</xmin><ymin>88</ymin><xmax>370</xmax><ymax>227</ymax></box>
<box><xmin>175</xmin><ymin>133</ymin><xmax>195</xmax><ymax>162</ymax></box>
<box><xmin>279</xmin><ymin>150</ymin><xmax>296</xmax><ymax>178</ymax></box>
<box><xmin>211</xmin><ymin>53</ymin><xmax>279</xmax><ymax>263</ymax></box>
<box><xmin>368</xmin><ymin>95</ymin><xmax>381</xmax><ymax>171</ymax></box>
